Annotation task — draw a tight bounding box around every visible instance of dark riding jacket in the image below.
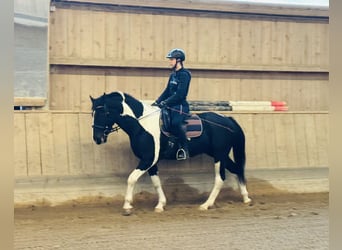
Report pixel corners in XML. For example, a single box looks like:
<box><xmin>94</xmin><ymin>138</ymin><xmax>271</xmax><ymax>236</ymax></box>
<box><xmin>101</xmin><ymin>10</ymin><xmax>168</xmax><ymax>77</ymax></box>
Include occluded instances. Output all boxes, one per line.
<box><xmin>156</xmin><ymin>68</ymin><xmax>191</xmax><ymax>116</ymax></box>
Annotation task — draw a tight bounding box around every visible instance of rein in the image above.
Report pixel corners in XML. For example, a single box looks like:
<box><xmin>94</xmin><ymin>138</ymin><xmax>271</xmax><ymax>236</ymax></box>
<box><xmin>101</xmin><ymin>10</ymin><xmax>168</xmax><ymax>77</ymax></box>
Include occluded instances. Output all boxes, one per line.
<box><xmin>93</xmin><ymin>102</ymin><xmax>235</xmax><ymax>136</ymax></box>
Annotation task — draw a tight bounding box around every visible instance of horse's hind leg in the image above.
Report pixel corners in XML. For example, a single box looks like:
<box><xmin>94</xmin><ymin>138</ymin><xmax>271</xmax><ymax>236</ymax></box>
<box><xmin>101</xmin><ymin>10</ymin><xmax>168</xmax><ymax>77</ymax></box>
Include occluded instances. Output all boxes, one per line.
<box><xmin>224</xmin><ymin>157</ymin><xmax>251</xmax><ymax>204</ymax></box>
<box><xmin>148</xmin><ymin>166</ymin><xmax>167</xmax><ymax>213</ymax></box>
<box><xmin>199</xmin><ymin>162</ymin><xmax>224</xmax><ymax>210</ymax></box>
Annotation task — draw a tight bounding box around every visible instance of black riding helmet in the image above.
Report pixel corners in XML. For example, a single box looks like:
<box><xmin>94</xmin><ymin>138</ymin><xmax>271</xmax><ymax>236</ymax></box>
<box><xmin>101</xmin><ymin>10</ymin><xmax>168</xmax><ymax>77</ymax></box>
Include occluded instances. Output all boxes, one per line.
<box><xmin>166</xmin><ymin>48</ymin><xmax>185</xmax><ymax>62</ymax></box>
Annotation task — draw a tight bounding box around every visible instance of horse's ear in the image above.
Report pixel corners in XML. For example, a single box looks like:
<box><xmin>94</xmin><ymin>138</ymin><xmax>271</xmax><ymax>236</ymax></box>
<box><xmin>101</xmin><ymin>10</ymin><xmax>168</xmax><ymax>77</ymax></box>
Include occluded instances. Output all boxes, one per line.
<box><xmin>89</xmin><ymin>95</ymin><xmax>94</xmax><ymax>102</ymax></box>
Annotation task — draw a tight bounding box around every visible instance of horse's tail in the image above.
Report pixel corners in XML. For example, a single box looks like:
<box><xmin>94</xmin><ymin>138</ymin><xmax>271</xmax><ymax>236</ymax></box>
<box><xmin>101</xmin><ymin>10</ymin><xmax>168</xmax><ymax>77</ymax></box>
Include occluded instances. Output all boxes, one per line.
<box><xmin>230</xmin><ymin>117</ymin><xmax>247</xmax><ymax>184</ymax></box>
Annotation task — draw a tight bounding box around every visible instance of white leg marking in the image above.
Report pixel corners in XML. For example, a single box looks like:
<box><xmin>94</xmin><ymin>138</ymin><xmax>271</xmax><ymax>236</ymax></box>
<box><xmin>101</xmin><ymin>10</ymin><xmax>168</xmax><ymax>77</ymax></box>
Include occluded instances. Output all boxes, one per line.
<box><xmin>151</xmin><ymin>175</ymin><xmax>167</xmax><ymax>212</ymax></box>
<box><xmin>239</xmin><ymin>183</ymin><xmax>252</xmax><ymax>203</ymax></box>
<box><xmin>123</xmin><ymin>169</ymin><xmax>145</xmax><ymax>210</ymax></box>
<box><xmin>200</xmin><ymin>162</ymin><xmax>224</xmax><ymax>210</ymax></box>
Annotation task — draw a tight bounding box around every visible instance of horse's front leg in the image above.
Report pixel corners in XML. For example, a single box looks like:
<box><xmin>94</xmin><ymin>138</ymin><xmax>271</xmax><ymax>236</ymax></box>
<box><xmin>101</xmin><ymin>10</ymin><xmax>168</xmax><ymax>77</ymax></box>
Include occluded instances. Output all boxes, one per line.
<box><xmin>123</xmin><ymin>169</ymin><xmax>145</xmax><ymax>215</ymax></box>
<box><xmin>148</xmin><ymin>165</ymin><xmax>167</xmax><ymax>213</ymax></box>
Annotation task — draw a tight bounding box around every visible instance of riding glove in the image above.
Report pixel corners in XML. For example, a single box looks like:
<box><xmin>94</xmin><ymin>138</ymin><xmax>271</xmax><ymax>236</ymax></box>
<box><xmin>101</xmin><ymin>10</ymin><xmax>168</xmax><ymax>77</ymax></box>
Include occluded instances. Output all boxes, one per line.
<box><xmin>158</xmin><ymin>101</ymin><xmax>167</xmax><ymax>108</ymax></box>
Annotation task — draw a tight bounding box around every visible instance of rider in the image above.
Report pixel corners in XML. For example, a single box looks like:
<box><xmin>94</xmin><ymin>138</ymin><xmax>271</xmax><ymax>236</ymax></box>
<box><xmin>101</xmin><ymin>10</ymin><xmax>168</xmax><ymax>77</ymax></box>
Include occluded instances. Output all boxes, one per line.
<box><xmin>152</xmin><ymin>48</ymin><xmax>191</xmax><ymax>160</ymax></box>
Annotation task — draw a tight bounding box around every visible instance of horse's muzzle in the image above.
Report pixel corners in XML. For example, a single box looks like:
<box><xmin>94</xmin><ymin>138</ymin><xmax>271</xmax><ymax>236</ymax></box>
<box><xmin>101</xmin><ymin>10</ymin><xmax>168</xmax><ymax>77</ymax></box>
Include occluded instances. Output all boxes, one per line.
<box><xmin>94</xmin><ymin>135</ymin><xmax>107</xmax><ymax>145</ymax></box>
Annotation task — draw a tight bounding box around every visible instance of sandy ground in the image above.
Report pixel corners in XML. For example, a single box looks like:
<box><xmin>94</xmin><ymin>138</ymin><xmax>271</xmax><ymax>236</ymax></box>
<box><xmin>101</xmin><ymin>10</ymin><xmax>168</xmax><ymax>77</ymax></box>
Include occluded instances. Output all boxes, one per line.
<box><xmin>15</xmin><ymin>179</ymin><xmax>328</xmax><ymax>250</ymax></box>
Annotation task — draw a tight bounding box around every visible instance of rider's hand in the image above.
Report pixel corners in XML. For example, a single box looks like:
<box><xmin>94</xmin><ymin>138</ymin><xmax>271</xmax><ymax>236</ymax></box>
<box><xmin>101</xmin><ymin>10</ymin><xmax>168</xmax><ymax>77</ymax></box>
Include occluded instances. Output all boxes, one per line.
<box><xmin>158</xmin><ymin>101</ymin><xmax>167</xmax><ymax>108</ymax></box>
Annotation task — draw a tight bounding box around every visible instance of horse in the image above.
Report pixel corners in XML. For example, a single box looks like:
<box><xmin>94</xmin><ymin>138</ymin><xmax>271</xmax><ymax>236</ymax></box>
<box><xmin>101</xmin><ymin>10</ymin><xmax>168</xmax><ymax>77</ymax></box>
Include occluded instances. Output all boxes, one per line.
<box><xmin>90</xmin><ymin>91</ymin><xmax>251</xmax><ymax>215</ymax></box>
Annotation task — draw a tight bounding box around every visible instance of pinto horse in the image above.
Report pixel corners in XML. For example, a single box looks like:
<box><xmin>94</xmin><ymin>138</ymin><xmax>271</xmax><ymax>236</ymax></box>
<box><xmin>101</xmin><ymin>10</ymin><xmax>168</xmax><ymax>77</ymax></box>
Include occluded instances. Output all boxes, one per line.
<box><xmin>90</xmin><ymin>91</ymin><xmax>251</xmax><ymax>215</ymax></box>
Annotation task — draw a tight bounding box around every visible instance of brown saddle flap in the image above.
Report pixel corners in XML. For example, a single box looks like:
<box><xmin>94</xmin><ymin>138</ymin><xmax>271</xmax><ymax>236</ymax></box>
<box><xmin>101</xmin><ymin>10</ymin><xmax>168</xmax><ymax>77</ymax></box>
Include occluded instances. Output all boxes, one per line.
<box><xmin>161</xmin><ymin>114</ymin><xmax>203</xmax><ymax>138</ymax></box>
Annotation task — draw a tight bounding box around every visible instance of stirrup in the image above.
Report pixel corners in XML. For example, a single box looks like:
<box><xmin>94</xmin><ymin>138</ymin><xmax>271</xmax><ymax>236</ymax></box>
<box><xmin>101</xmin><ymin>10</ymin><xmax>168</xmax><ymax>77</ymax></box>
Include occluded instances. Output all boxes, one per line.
<box><xmin>176</xmin><ymin>148</ymin><xmax>188</xmax><ymax>161</ymax></box>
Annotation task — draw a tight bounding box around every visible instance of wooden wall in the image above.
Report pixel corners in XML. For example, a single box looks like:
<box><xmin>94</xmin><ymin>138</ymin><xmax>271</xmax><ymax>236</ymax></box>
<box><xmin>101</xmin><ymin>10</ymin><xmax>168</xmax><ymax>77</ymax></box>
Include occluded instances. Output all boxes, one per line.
<box><xmin>49</xmin><ymin>1</ymin><xmax>329</xmax><ymax>111</ymax></box>
<box><xmin>50</xmin><ymin>67</ymin><xmax>328</xmax><ymax>111</ymax></box>
<box><xmin>14</xmin><ymin>111</ymin><xmax>329</xmax><ymax>177</ymax></box>
<box><xmin>14</xmin><ymin>1</ymin><xmax>329</xmax><ymax>181</ymax></box>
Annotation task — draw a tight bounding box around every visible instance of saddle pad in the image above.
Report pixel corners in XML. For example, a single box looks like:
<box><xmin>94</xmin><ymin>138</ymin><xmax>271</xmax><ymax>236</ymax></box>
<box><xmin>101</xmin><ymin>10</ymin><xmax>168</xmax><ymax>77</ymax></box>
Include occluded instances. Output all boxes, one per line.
<box><xmin>161</xmin><ymin>114</ymin><xmax>203</xmax><ymax>138</ymax></box>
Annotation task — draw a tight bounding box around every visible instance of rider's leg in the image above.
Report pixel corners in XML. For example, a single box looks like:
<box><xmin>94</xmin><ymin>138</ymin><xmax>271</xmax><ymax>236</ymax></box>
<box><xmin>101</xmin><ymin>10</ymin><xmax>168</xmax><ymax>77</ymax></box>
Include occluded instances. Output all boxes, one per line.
<box><xmin>173</xmin><ymin>122</ymin><xmax>189</xmax><ymax>160</ymax></box>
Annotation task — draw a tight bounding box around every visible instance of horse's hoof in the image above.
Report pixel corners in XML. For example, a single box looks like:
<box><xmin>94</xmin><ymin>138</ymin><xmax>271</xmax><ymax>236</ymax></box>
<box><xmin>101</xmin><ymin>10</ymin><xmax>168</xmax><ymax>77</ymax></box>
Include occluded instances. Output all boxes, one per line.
<box><xmin>122</xmin><ymin>209</ymin><xmax>133</xmax><ymax>216</ymax></box>
<box><xmin>199</xmin><ymin>205</ymin><xmax>208</xmax><ymax>211</ymax></box>
<box><xmin>243</xmin><ymin>197</ymin><xmax>252</xmax><ymax>204</ymax></box>
<box><xmin>154</xmin><ymin>207</ymin><xmax>164</xmax><ymax>213</ymax></box>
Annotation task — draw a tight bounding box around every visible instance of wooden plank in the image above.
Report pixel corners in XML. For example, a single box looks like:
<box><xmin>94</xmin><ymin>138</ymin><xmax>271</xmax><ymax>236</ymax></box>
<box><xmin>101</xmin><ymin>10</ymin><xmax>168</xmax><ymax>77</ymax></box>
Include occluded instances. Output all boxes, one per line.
<box><xmin>92</xmin><ymin>10</ymin><xmax>106</xmax><ymax>59</ymax></box>
<box><xmin>260</xmin><ymin>19</ymin><xmax>272</xmax><ymax>65</ymax></box>
<box><xmin>283</xmin><ymin>114</ymin><xmax>298</xmax><ymax>167</ymax></box>
<box><xmin>79</xmin><ymin>113</ymin><xmax>95</xmax><ymax>174</ymax></box>
<box><xmin>14</xmin><ymin>97</ymin><xmax>46</xmax><ymax>107</ymax></box>
<box><xmin>80</xmin><ymin>68</ymin><xmax>106</xmax><ymax>110</ymax></box>
<box><xmin>314</xmin><ymin>113</ymin><xmax>329</xmax><ymax>167</ymax></box>
<box><xmin>14</xmin><ymin>113</ymin><xmax>28</xmax><ymax>176</ymax></box>
<box><xmin>49</xmin><ymin>71</ymin><xmax>69</xmax><ymax>110</ymax></box>
<box><xmin>271</xmin><ymin>21</ymin><xmax>285</xmax><ymax>65</ymax></box>
<box><xmin>186</xmin><ymin>16</ymin><xmax>198</xmax><ymax>64</ymax></box>
<box><xmin>49</xmin><ymin>8</ymin><xmax>68</xmax><ymax>58</ymax></box>
<box><xmin>67</xmin><ymin>68</ymin><xmax>82</xmax><ymax>111</ymax></box>
<box><xmin>303</xmin><ymin>114</ymin><xmax>319</xmax><ymax>166</ymax></box>
<box><xmin>125</xmin><ymin>12</ymin><xmax>141</xmax><ymax>61</ymax></box>
<box><xmin>52</xmin><ymin>113</ymin><xmax>70</xmax><ymax>175</ymax></box>
<box><xmin>25</xmin><ymin>113</ymin><xmax>42</xmax><ymax>176</ymax></box>
<box><xmin>80</xmin><ymin>8</ymin><xmax>93</xmax><ymax>59</ymax></box>
<box><xmin>67</xmin><ymin>8</ymin><xmax>81</xmax><ymax>57</ymax></box>
<box><xmin>116</xmin><ymin>69</ymin><xmax>141</xmax><ymax>97</ymax></box>
<box><xmin>105</xmin><ymin>12</ymin><xmax>119</xmax><ymax>59</ymax></box>
<box><xmin>49</xmin><ymin>57</ymin><xmax>329</xmax><ymax>72</ymax></box>
<box><xmin>65</xmin><ymin>114</ymin><xmax>83</xmax><ymax>175</ymax></box>
<box><xmin>152</xmin><ymin>14</ymin><xmax>166</xmax><ymax>61</ymax></box>
<box><xmin>250</xmin><ymin>19</ymin><xmax>263</xmax><ymax>65</ymax></box>
<box><xmin>236</xmin><ymin>114</ymin><xmax>257</xmax><ymax>168</ymax></box>
<box><xmin>218</xmin><ymin>18</ymin><xmax>229</xmax><ymax>64</ymax></box>
<box><xmin>39</xmin><ymin>113</ymin><xmax>56</xmax><ymax>175</ymax></box>
<box><xmin>262</xmin><ymin>114</ymin><xmax>278</xmax><ymax>168</ymax></box>
<box><xmin>105</xmin><ymin>68</ymin><xmax>119</xmax><ymax>93</ymax></box>
<box><xmin>251</xmin><ymin>113</ymin><xmax>267</xmax><ymax>168</ymax></box>
<box><xmin>140</xmin><ymin>13</ymin><xmax>154</xmax><ymax>61</ymax></box>
<box><xmin>116</xmin><ymin>12</ymin><xmax>128</xmax><ymax>60</ymax></box>
<box><xmin>93</xmin><ymin>138</ymin><xmax>108</xmax><ymax>176</ymax></box>
<box><xmin>293</xmin><ymin>114</ymin><xmax>309</xmax><ymax>167</ymax></box>
<box><xmin>240</xmin><ymin>19</ymin><xmax>254</xmax><ymax>65</ymax></box>
<box><xmin>197</xmin><ymin>17</ymin><xmax>219</xmax><ymax>64</ymax></box>
<box><xmin>272</xmin><ymin>114</ymin><xmax>287</xmax><ymax>167</ymax></box>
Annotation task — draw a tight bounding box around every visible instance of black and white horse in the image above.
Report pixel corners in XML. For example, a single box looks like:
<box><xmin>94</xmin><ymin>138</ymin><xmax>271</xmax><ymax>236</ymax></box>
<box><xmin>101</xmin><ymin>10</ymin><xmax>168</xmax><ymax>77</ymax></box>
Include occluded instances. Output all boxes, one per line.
<box><xmin>90</xmin><ymin>91</ymin><xmax>251</xmax><ymax>215</ymax></box>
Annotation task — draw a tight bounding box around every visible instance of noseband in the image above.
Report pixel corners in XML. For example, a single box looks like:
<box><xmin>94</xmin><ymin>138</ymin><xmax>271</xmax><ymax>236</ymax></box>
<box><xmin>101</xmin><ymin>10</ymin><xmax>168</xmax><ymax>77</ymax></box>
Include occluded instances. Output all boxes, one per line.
<box><xmin>92</xmin><ymin>105</ymin><xmax>119</xmax><ymax>137</ymax></box>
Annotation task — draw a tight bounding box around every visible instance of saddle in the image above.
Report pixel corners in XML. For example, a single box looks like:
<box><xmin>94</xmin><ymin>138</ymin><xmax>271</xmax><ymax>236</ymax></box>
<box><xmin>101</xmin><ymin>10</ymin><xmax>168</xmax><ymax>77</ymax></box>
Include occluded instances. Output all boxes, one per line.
<box><xmin>160</xmin><ymin>108</ymin><xmax>203</xmax><ymax>138</ymax></box>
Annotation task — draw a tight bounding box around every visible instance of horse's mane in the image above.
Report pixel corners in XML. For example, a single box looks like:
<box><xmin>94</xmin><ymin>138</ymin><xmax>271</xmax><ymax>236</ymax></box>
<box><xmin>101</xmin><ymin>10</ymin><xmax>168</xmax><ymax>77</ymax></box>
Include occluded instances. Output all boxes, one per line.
<box><xmin>123</xmin><ymin>93</ymin><xmax>144</xmax><ymax>118</ymax></box>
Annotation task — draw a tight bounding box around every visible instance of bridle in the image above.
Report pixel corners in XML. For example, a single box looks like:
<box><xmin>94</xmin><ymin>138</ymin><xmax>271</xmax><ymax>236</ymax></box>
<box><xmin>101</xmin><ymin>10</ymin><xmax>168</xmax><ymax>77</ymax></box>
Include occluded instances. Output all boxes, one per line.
<box><xmin>92</xmin><ymin>104</ymin><xmax>160</xmax><ymax>138</ymax></box>
<box><xmin>92</xmin><ymin>105</ymin><xmax>120</xmax><ymax>138</ymax></box>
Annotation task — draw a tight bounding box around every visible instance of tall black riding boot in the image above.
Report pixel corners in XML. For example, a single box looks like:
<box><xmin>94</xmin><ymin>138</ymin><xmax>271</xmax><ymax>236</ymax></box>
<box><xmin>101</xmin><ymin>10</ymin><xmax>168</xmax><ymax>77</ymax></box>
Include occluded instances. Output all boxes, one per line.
<box><xmin>176</xmin><ymin>125</ymin><xmax>189</xmax><ymax>160</ymax></box>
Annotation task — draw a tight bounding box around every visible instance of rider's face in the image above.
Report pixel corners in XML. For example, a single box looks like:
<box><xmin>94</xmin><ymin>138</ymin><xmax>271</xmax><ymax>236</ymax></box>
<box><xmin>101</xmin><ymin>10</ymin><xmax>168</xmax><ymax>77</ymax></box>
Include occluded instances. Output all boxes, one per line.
<box><xmin>168</xmin><ymin>58</ymin><xmax>177</xmax><ymax>68</ymax></box>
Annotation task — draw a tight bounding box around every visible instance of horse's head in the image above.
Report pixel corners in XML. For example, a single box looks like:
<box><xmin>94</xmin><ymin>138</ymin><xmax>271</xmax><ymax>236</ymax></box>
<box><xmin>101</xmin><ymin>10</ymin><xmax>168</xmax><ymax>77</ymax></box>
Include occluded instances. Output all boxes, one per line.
<box><xmin>90</xmin><ymin>92</ymin><xmax>124</xmax><ymax>144</ymax></box>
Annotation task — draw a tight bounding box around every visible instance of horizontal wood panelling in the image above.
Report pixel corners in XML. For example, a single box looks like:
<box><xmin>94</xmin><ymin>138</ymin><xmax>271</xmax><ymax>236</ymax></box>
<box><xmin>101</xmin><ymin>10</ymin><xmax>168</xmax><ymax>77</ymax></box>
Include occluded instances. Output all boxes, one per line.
<box><xmin>49</xmin><ymin>5</ymin><xmax>329</xmax><ymax>71</ymax></box>
<box><xmin>14</xmin><ymin>111</ymin><xmax>329</xmax><ymax>177</ymax></box>
<box><xmin>49</xmin><ymin>67</ymin><xmax>328</xmax><ymax>111</ymax></box>
<box><xmin>49</xmin><ymin>3</ymin><xmax>329</xmax><ymax>112</ymax></box>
